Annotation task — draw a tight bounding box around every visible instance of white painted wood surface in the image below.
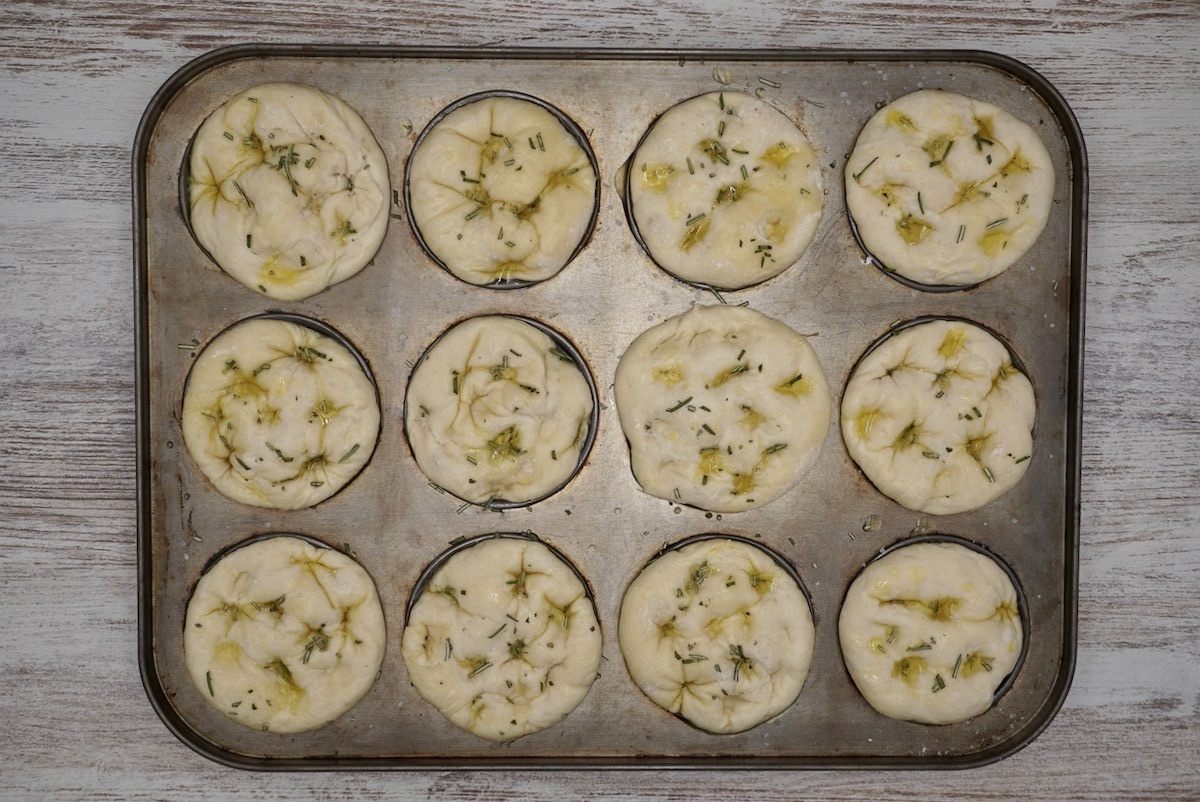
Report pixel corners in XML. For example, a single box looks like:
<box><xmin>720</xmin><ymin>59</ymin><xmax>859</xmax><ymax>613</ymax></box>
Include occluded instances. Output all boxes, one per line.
<box><xmin>2</xmin><ymin>0</ymin><xmax>1197</xmax><ymax>798</ymax></box>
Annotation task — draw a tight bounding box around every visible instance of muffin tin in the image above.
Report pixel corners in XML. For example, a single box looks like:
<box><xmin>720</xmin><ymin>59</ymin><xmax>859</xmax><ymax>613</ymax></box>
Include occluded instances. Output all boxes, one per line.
<box><xmin>135</xmin><ymin>46</ymin><xmax>1085</xmax><ymax>769</ymax></box>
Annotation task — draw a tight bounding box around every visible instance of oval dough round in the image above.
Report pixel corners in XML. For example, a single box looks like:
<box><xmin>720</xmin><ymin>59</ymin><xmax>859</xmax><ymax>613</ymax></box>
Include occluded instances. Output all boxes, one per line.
<box><xmin>184</xmin><ymin>536</ymin><xmax>386</xmax><ymax>734</ymax></box>
<box><xmin>406</xmin><ymin>93</ymin><xmax>597</xmax><ymax>285</ymax></box>
<box><xmin>614</xmin><ymin>304</ymin><xmax>831</xmax><ymax>513</ymax></box>
<box><xmin>181</xmin><ymin>317</ymin><xmax>380</xmax><ymax>510</ymax></box>
<box><xmin>627</xmin><ymin>91</ymin><xmax>823</xmax><ymax>289</ymax></box>
<box><xmin>405</xmin><ymin>315</ymin><xmax>595</xmax><ymax>506</ymax></box>
<box><xmin>838</xmin><ymin>540</ymin><xmax>1024</xmax><ymax>725</ymax></box>
<box><xmin>401</xmin><ymin>536</ymin><xmax>602</xmax><ymax>742</ymax></box>
<box><xmin>845</xmin><ymin>89</ymin><xmax>1054</xmax><ymax>286</ymax></box>
<box><xmin>619</xmin><ymin>537</ymin><xmax>815</xmax><ymax>734</ymax></box>
<box><xmin>188</xmin><ymin>82</ymin><xmax>390</xmax><ymax>300</ymax></box>
<box><xmin>840</xmin><ymin>318</ymin><xmax>1035</xmax><ymax>515</ymax></box>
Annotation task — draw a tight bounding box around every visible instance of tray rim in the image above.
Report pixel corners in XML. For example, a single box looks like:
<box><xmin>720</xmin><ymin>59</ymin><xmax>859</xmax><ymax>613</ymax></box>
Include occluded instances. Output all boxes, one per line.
<box><xmin>133</xmin><ymin>43</ymin><xmax>1086</xmax><ymax>771</ymax></box>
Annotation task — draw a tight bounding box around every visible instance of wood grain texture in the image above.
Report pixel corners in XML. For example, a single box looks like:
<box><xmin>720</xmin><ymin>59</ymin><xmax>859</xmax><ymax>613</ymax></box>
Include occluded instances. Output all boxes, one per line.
<box><xmin>2</xmin><ymin>0</ymin><xmax>1198</xmax><ymax>799</ymax></box>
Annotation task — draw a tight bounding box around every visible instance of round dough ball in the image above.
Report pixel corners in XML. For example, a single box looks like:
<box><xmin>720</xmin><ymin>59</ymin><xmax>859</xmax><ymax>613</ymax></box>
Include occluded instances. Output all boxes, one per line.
<box><xmin>838</xmin><ymin>540</ymin><xmax>1024</xmax><ymax>725</ymax></box>
<box><xmin>840</xmin><ymin>318</ymin><xmax>1035</xmax><ymax>515</ymax></box>
<box><xmin>405</xmin><ymin>315</ymin><xmax>595</xmax><ymax>506</ymax></box>
<box><xmin>619</xmin><ymin>537</ymin><xmax>815</xmax><ymax>734</ymax></box>
<box><xmin>614</xmin><ymin>304</ymin><xmax>831</xmax><ymax>513</ymax></box>
<box><xmin>184</xmin><ymin>536</ymin><xmax>386</xmax><ymax>734</ymax></box>
<box><xmin>406</xmin><ymin>93</ymin><xmax>597</xmax><ymax>285</ymax></box>
<box><xmin>401</xmin><ymin>536</ymin><xmax>602</xmax><ymax>742</ymax></box>
<box><xmin>627</xmin><ymin>91</ymin><xmax>823</xmax><ymax>289</ymax></box>
<box><xmin>181</xmin><ymin>317</ymin><xmax>379</xmax><ymax>510</ymax></box>
<box><xmin>188</xmin><ymin>82</ymin><xmax>390</xmax><ymax>300</ymax></box>
<box><xmin>845</xmin><ymin>89</ymin><xmax>1054</xmax><ymax>286</ymax></box>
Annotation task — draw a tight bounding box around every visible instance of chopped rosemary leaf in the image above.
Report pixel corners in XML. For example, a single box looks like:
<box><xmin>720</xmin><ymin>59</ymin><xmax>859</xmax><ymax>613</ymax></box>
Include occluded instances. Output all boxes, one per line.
<box><xmin>852</xmin><ymin>156</ymin><xmax>879</xmax><ymax>181</ymax></box>
<box><xmin>666</xmin><ymin>396</ymin><xmax>693</xmax><ymax>412</ymax></box>
<box><xmin>929</xmin><ymin>139</ymin><xmax>954</xmax><ymax>167</ymax></box>
<box><xmin>338</xmin><ymin>443</ymin><xmax>360</xmax><ymax>463</ymax></box>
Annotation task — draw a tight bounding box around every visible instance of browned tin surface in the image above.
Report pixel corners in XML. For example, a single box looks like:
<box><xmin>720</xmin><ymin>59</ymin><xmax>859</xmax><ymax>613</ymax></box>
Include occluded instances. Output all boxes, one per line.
<box><xmin>135</xmin><ymin>46</ymin><xmax>1085</xmax><ymax>769</ymax></box>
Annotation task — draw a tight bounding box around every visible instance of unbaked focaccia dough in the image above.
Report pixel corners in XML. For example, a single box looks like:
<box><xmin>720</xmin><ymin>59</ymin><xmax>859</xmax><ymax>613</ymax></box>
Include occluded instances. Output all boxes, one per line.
<box><xmin>406</xmin><ymin>93</ymin><xmax>597</xmax><ymax>285</ymax></box>
<box><xmin>184</xmin><ymin>536</ymin><xmax>386</xmax><ymax>733</ymax></box>
<box><xmin>838</xmin><ymin>540</ymin><xmax>1023</xmax><ymax>725</ymax></box>
<box><xmin>188</xmin><ymin>82</ymin><xmax>390</xmax><ymax>300</ymax></box>
<box><xmin>627</xmin><ymin>91</ymin><xmax>823</xmax><ymax>289</ymax></box>
<box><xmin>405</xmin><ymin>316</ymin><xmax>594</xmax><ymax>506</ymax></box>
<box><xmin>845</xmin><ymin>89</ymin><xmax>1054</xmax><ymax>286</ymax></box>
<box><xmin>840</xmin><ymin>318</ymin><xmax>1035</xmax><ymax>515</ymax></box>
<box><xmin>181</xmin><ymin>317</ymin><xmax>379</xmax><ymax>510</ymax></box>
<box><xmin>401</xmin><ymin>536</ymin><xmax>602</xmax><ymax>741</ymax></box>
<box><xmin>619</xmin><ymin>537</ymin><xmax>814</xmax><ymax>734</ymax></box>
<box><xmin>614</xmin><ymin>304</ymin><xmax>831</xmax><ymax>513</ymax></box>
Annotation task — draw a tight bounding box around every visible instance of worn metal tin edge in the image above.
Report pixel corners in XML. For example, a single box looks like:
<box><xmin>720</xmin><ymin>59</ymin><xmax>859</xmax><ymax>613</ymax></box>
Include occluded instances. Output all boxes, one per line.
<box><xmin>133</xmin><ymin>43</ymin><xmax>1087</xmax><ymax>771</ymax></box>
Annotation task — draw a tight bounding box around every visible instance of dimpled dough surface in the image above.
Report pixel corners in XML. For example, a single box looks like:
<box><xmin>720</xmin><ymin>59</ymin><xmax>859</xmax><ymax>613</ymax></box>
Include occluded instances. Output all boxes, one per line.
<box><xmin>628</xmin><ymin>91</ymin><xmax>823</xmax><ymax>289</ymax></box>
<box><xmin>188</xmin><ymin>82</ymin><xmax>390</xmax><ymax>300</ymax></box>
<box><xmin>404</xmin><ymin>316</ymin><xmax>594</xmax><ymax>505</ymax></box>
<box><xmin>184</xmin><ymin>536</ymin><xmax>386</xmax><ymax>734</ymax></box>
<box><xmin>614</xmin><ymin>304</ymin><xmax>831</xmax><ymax>513</ymax></box>
<box><xmin>845</xmin><ymin>89</ymin><xmax>1054</xmax><ymax>286</ymax></box>
<box><xmin>841</xmin><ymin>319</ymin><xmax>1035</xmax><ymax>515</ymax></box>
<box><xmin>619</xmin><ymin>538</ymin><xmax>815</xmax><ymax>734</ymax></box>
<box><xmin>838</xmin><ymin>541</ymin><xmax>1023</xmax><ymax>725</ymax></box>
<box><xmin>181</xmin><ymin>318</ymin><xmax>379</xmax><ymax>510</ymax></box>
<box><xmin>407</xmin><ymin>95</ymin><xmax>597</xmax><ymax>285</ymax></box>
<box><xmin>401</xmin><ymin>538</ymin><xmax>602</xmax><ymax>742</ymax></box>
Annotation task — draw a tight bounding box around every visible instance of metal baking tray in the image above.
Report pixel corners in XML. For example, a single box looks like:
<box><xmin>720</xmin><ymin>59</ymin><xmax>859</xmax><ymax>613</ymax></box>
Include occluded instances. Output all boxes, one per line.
<box><xmin>134</xmin><ymin>45</ymin><xmax>1085</xmax><ymax>770</ymax></box>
